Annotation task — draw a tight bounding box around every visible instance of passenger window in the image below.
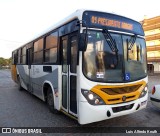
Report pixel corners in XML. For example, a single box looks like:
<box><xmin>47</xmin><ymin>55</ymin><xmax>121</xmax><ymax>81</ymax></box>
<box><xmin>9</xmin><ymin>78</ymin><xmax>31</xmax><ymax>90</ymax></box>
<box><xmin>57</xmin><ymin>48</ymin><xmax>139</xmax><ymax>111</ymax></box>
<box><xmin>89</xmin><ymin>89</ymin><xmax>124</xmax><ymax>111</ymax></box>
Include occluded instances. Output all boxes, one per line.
<box><xmin>18</xmin><ymin>49</ymin><xmax>21</xmax><ymax>64</ymax></box>
<box><xmin>33</xmin><ymin>38</ymin><xmax>44</xmax><ymax>63</ymax></box>
<box><xmin>45</xmin><ymin>31</ymin><xmax>58</xmax><ymax>63</ymax></box>
<box><xmin>21</xmin><ymin>47</ymin><xmax>26</xmax><ymax>64</ymax></box>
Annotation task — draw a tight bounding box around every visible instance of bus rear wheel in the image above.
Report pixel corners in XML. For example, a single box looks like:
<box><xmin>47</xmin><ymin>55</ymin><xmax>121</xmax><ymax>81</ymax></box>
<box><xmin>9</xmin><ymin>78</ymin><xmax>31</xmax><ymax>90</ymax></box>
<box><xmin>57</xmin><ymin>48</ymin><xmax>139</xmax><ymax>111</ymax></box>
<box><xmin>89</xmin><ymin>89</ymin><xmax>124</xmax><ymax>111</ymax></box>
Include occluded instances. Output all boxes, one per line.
<box><xmin>47</xmin><ymin>88</ymin><xmax>58</xmax><ymax>114</ymax></box>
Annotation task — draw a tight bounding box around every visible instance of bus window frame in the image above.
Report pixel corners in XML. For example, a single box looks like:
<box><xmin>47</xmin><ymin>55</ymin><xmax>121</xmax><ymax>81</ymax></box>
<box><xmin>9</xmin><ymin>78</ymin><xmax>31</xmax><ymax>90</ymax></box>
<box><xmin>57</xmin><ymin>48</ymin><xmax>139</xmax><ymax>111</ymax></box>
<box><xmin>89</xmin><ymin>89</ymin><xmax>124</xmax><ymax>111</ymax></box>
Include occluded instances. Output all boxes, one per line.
<box><xmin>32</xmin><ymin>38</ymin><xmax>44</xmax><ymax>64</ymax></box>
<box><xmin>13</xmin><ymin>19</ymin><xmax>80</xmax><ymax>66</ymax></box>
<box><xmin>21</xmin><ymin>46</ymin><xmax>26</xmax><ymax>64</ymax></box>
<box><xmin>17</xmin><ymin>48</ymin><xmax>22</xmax><ymax>64</ymax></box>
<box><xmin>44</xmin><ymin>30</ymin><xmax>59</xmax><ymax>64</ymax></box>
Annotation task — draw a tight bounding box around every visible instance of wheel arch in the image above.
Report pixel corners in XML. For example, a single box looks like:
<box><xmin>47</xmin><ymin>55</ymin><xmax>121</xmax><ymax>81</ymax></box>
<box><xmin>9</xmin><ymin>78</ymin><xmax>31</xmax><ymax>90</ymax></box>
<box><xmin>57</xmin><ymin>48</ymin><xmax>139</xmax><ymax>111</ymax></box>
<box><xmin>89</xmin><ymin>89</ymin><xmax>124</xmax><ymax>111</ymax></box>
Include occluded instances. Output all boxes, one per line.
<box><xmin>42</xmin><ymin>81</ymin><xmax>55</xmax><ymax>102</ymax></box>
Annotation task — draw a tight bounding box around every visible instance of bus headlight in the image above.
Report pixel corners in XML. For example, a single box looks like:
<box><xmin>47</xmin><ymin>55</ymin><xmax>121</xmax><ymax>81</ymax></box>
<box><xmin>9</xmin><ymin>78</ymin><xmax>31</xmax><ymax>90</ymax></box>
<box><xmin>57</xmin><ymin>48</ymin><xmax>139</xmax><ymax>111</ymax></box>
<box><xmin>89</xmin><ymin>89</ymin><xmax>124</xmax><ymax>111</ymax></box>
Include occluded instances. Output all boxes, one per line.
<box><xmin>139</xmin><ymin>85</ymin><xmax>148</xmax><ymax>98</ymax></box>
<box><xmin>81</xmin><ymin>89</ymin><xmax>105</xmax><ymax>105</ymax></box>
<box><xmin>88</xmin><ymin>93</ymin><xmax>94</xmax><ymax>100</ymax></box>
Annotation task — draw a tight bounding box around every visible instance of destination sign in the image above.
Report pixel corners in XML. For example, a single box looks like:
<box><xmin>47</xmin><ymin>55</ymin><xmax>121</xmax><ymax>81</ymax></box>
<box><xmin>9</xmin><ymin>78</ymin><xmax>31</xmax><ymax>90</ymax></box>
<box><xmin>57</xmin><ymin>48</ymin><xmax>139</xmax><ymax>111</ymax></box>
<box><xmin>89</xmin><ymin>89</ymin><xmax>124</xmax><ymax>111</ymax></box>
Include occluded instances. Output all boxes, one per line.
<box><xmin>82</xmin><ymin>11</ymin><xmax>144</xmax><ymax>36</ymax></box>
<box><xmin>91</xmin><ymin>16</ymin><xmax>133</xmax><ymax>30</ymax></box>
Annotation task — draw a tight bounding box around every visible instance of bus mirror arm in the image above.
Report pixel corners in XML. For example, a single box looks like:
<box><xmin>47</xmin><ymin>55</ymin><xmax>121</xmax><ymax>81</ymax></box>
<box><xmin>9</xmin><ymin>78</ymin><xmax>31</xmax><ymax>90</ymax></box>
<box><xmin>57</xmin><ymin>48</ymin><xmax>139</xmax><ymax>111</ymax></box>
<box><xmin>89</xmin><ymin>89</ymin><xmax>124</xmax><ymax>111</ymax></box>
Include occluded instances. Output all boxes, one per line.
<box><xmin>77</xmin><ymin>20</ymin><xmax>88</xmax><ymax>51</ymax></box>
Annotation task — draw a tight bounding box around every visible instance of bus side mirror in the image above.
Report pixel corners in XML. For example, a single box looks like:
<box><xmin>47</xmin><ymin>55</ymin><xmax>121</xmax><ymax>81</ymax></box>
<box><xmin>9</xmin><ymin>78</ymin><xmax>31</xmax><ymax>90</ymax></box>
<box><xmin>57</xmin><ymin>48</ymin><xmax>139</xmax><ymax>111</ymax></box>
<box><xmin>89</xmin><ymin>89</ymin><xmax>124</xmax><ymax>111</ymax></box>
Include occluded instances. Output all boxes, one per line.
<box><xmin>79</xmin><ymin>33</ymin><xmax>88</xmax><ymax>51</ymax></box>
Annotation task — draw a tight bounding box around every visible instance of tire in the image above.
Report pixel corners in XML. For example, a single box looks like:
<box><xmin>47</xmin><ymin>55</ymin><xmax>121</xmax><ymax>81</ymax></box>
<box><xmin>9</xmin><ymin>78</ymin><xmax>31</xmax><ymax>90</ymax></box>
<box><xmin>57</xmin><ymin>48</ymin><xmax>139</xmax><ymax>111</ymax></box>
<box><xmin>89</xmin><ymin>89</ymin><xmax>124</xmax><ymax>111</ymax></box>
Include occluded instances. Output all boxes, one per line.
<box><xmin>17</xmin><ymin>76</ymin><xmax>23</xmax><ymax>91</ymax></box>
<box><xmin>47</xmin><ymin>87</ymin><xmax>58</xmax><ymax>114</ymax></box>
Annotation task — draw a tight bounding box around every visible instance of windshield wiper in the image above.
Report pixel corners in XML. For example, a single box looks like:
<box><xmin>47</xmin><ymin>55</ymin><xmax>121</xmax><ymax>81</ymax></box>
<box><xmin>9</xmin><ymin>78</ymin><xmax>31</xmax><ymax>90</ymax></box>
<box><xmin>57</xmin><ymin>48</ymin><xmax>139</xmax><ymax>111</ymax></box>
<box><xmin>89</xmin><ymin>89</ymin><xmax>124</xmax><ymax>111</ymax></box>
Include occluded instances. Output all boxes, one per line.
<box><xmin>128</xmin><ymin>35</ymin><xmax>137</xmax><ymax>50</ymax></box>
<box><xmin>102</xmin><ymin>29</ymin><xmax>118</xmax><ymax>53</ymax></box>
<box><xmin>102</xmin><ymin>29</ymin><xmax>119</xmax><ymax>67</ymax></box>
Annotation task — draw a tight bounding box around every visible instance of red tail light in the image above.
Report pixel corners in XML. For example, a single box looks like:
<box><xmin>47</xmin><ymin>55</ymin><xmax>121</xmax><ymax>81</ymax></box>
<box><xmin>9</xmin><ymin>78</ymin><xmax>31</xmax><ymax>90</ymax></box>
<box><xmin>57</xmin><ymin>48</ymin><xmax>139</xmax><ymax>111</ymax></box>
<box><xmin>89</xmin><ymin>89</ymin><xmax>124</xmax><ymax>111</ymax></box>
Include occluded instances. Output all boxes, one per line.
<box><xmin>152</xmin><ymin>86</ymin><xmax>156</xmax><ymax>95</ymax></box>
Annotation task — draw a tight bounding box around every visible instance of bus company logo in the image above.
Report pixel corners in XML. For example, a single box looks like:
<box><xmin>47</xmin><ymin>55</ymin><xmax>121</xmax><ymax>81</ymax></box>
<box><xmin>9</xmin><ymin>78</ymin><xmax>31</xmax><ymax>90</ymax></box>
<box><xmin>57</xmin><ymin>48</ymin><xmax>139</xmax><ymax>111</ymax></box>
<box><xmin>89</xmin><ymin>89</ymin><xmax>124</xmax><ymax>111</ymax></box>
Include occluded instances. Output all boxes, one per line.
<box><xmin>122</xmin><ymin>96</ymin><xmax>127</xmax><ymax>102</ymax></box>
<box><xmin>2</xmin><ymin>128</ymin><xmax>11</xmax><ymax>133</ymax></box>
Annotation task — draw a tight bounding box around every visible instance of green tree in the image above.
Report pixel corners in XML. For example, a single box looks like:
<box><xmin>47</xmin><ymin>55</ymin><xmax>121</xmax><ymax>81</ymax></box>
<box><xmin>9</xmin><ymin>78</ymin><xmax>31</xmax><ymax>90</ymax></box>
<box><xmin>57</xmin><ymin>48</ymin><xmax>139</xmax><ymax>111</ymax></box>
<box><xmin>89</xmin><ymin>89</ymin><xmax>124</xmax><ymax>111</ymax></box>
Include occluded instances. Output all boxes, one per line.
<box><xmin>5</xmin><ymin>57</ymin><xmax>12</xmax><ymax>65</ymax></box>
<box><xmin>0</xmin><ymin>57</ymin><xmax>12</xmax><ymax>69</ymax></box>
<box><xmin>0</xmin><ymin>57</ymin><xmax>6</xmax><ymax>66</ymax></box>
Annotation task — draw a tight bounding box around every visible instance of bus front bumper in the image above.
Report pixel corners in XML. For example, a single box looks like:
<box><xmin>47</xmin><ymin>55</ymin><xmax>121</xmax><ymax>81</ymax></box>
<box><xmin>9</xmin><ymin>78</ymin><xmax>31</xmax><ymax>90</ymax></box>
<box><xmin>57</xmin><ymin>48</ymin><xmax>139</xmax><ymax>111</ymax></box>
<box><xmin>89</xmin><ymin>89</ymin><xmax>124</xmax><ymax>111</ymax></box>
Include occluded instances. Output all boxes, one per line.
<box><xmin>78</xmin><ymin>93</ymin><xmax>148</xmax><ymax>125</ymax></box>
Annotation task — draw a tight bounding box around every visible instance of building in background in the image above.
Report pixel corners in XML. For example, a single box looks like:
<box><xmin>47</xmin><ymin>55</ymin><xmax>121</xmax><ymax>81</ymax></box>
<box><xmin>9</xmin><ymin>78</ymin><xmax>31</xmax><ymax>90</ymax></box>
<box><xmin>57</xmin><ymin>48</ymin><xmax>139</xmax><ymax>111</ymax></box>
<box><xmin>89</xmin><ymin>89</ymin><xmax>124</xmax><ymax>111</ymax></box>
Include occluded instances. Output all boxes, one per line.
<box><xmin>141</xmin><ymin>16</ymin><xmax>160</xmax><ymax>74</ymax></box>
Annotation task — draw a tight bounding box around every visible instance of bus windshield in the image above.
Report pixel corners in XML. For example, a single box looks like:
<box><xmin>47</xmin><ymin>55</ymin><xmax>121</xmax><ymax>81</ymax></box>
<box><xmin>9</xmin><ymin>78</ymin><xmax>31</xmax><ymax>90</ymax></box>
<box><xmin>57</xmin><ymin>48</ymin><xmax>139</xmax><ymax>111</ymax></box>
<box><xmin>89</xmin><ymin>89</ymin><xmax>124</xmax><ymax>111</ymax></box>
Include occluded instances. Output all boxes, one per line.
<box><xmin>83</xmin><ymin>30</ymin><xmax>147</xmax><ymax>82</ymax></box>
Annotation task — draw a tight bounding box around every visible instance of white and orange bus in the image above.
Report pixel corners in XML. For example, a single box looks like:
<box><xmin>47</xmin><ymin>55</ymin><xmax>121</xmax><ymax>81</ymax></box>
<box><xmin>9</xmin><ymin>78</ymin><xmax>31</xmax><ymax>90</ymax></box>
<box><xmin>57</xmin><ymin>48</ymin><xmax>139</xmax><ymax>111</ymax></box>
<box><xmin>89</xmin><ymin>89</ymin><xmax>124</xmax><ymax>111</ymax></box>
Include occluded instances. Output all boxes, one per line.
<box><xmin>11</xmin><ymin>9</ymin><xmax>148</xmax><ymax>124</ymax></box>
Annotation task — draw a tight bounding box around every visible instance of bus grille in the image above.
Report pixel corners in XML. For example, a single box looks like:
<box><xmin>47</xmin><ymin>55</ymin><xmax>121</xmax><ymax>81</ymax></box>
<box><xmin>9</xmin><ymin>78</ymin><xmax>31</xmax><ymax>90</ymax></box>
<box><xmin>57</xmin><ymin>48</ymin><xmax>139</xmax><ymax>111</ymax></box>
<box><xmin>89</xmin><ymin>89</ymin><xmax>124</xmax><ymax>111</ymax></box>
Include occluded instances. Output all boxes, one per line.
<box><xmin>112</xmin><ymin>104</ymin><xmax>134</xmax><ymax>113</ymax></box>
<box><xmin>101</xmin><ymin>84</ymin><xmax>142</xmax><ymax>95</ymax></box>
<box><xmin>108</xmin><ymin>95</ymin><xmax>135</xmax><ymax>102</ymax></box>
<box><xmin>91</xmin><ymin>82</ymin><xmax>145</xmax><ymax>104</ymax></box>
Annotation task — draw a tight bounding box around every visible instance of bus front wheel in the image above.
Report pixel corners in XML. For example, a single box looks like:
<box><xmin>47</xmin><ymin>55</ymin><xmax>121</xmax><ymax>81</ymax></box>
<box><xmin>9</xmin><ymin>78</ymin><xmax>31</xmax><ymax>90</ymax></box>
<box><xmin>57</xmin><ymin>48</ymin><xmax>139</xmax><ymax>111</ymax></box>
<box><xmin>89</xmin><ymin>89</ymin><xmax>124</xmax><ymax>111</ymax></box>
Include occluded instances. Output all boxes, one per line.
<box><xmin>47</xmin><ymin>88</ymin><xmax>58</xmax><ymax>114</ymax></box>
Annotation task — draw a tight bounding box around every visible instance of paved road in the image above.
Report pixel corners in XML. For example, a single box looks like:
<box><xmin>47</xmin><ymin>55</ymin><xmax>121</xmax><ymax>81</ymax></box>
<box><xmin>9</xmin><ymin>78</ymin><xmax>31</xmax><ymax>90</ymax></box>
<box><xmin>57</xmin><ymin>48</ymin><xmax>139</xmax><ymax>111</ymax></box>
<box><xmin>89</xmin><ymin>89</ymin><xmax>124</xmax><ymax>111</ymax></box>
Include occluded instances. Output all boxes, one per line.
<box><xmin>0</xmin><ymin>69</ymin><xmax>160</xmax><ymax>135</ymax></box>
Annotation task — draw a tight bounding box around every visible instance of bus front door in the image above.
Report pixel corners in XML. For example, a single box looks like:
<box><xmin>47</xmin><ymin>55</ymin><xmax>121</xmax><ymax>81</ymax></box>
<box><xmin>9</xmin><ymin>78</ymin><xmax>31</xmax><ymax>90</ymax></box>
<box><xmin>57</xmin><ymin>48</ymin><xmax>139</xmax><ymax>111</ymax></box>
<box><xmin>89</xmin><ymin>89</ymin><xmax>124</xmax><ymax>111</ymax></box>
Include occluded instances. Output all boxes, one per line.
<box><xmin>61</xmin><ymin>33</ymin><xmax>78</xmax><ymax>116</ymax></box>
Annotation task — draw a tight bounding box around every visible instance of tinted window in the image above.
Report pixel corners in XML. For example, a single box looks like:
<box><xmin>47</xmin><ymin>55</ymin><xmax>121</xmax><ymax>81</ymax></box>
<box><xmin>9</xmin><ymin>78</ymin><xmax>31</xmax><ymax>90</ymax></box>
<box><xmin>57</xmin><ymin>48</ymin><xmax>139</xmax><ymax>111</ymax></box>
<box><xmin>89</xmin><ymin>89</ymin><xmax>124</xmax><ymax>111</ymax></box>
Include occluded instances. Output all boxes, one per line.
<box><xmin>70</xmin><ymin>36</ymin><xmax>78</xmax><ymax>73</ymax></box>
<box><xmin>45</xmin><ymin>31</ymin><xmax>58</xmax><ymax>63</ymax></box>
<box><xmin>18</xmin><ymin>49</ymin><xmax>21</xmax><ymax>64</ymax></box>
<box><xmin>62</xmin><ymin>39</ymin><xmax>68</xmax><ymax>73</ymax></box>
<box><xmin>33</xmin><ymin>38</ymin><xmax>44</xmax><ymax>63</ymax></box>
<box><xmin>21</xmin><ymin>46</ymin><xmax>26</xmax><ymax>64</ymax></box>
<box><xmin>34</xmin><ymin>39</ymin><xmax>43</xmax><ymax>52</ymax></box>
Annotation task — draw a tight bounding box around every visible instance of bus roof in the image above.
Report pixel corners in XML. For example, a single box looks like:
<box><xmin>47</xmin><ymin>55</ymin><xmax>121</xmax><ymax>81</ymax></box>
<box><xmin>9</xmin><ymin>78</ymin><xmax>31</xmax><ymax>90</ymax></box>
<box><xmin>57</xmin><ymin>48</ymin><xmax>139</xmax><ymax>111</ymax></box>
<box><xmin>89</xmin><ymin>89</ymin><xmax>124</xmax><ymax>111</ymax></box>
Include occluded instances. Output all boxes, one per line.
<box><xmin>30</xmin><ymin>9</ymin><xmax>141</xmax><ymax>41</ymax></box>
<box><xmin>13</xmin><ymin>9</ymin><xmax>143</xmax><ymax>51</ymax></box>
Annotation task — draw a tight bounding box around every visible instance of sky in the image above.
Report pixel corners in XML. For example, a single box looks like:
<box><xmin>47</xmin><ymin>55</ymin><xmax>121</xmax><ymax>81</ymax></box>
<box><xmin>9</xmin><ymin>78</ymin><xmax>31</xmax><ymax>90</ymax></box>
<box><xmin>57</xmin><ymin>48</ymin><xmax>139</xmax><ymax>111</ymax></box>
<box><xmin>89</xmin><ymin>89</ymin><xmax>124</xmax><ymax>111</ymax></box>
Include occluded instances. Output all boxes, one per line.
<box><xmin>0</xmin><ymin>0</ymin><xmax>159</xmax><ymax>59</ymax></box>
